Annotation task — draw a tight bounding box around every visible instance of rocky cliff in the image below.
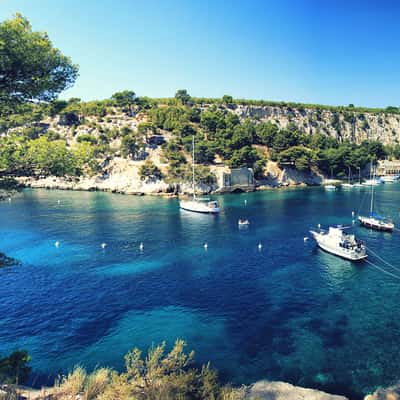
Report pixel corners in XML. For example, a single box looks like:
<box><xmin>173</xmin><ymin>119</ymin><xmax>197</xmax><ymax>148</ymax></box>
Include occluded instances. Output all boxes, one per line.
<box><xmin>231</xmin><ymin>104</ymin><xmax>400</xmax><ymax>145</ymax></box>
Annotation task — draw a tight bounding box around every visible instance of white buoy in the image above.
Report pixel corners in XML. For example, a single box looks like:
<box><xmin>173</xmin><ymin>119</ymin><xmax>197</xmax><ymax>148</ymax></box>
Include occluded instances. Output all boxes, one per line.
<box><xmin>258</xmin><ymin>242</ymin><xmax>262</xmax><ymax>250</ymax></box>
<box><xmin>352</xmin><ymin>211</ymin><xmax>355</xmax><ymax>217</ymax></box>
<box><xmin>139</xmin><ymin>242</ymin><xmax>144</xmax><ymax>251</ymax></box>
<box><xmin>101</xmin><ymin>243</ymin><xmax>107</xmax><ymax>249</ymax></box>
<box><xmin>57</xmin><ymin>200</ymin><xmax>61</xmax><ymax>204</ymax></box>
<box><xmin>318</xmin><ymin>223</ymin><xmax>321</xmax><ymax>229</ymax></box>
<box><xmin>204</xmin><ymin>243</ymin><xmax>208</xmax><ymax>250</ymax></box>
<box><xmin>8</xmin><ymin>197</ymin><xmax>11</xmax><ymax>202</ymax></box>
<box><xmin>55</xmin><ymin>241</ymin><xmax>60</xmax><ymax>247</ymax></box>
<box><xmin>244</xmin><ymin>199</ymin><xmax>247</xmax><ymax>205</ymax></box>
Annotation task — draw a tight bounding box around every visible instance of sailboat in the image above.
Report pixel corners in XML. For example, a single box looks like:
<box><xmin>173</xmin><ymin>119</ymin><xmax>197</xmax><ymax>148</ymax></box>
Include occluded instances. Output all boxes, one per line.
<box><xmin>358</xmin><ymin>162</ymin><xmax>394</xmax><ymax>232</ymax></box>
<box><xmin>179</xmin><ymin>136</ymin><xmax>220</xmax><ymax>214</ymax></box>
<box><xmin>324</xmin><ymin>167</ymin><xmax>337</xmax><ymax>191</ymax></box>
<box><xmin>353</xmin><ymin>167</ymin><xmax>363</xmax><ymax>187</ymax></box>
<box><xmin>341</xmin><ymin>166</ymin><xmax>354</xmax><ymax>189</ymax></box>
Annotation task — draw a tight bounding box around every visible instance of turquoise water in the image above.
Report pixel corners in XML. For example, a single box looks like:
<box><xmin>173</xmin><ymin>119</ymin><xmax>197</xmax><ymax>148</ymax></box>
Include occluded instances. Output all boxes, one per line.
<box><xmin>1</xmin><ymin>186</ymin><xmax>400</xmax><ymax>398</ymax></box>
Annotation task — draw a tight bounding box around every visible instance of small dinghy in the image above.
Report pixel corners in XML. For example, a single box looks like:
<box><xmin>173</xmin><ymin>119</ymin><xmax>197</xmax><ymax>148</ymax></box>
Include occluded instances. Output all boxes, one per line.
<box><xmin>238</xmin><ymin>218</ymin><xmax>250</xmax><ymax>226</ymax></box>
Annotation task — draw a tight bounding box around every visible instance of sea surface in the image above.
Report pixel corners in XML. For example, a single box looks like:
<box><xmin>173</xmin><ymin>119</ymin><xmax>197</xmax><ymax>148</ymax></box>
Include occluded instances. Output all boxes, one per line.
<box><xmin>1</xmin><ymin>186</ymin><xmax>400</xmax><ymax>398</ymax></box>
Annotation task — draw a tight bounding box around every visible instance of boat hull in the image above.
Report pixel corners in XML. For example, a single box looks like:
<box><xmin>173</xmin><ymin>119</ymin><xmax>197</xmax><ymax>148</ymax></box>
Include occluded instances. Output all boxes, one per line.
<box><xmin>180</xmin><ymin>201</ymin><xmax>220</xmax><ymax>214</ymax></box>
<box><xmin>358</xmin><ymin>216</ymin><xmax>394</xmax><ymax>232</ymax></box>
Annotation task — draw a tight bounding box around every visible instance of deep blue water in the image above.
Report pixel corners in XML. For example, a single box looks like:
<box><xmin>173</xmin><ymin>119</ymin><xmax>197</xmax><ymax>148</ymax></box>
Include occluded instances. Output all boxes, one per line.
<box><xmin>1</xmin><ymin>186</ymin><xmax>400</xmax><ymax>398</ymax></box>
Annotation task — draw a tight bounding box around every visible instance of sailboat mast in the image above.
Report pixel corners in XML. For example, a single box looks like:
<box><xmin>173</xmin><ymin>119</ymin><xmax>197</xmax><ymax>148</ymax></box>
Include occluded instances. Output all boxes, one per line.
<box><xmin>192</xmin><ymin>135</ymin><xmax>196</xmax><ymax>200</ymax></box>
<box><xmin>370</xmin><ymin>161</ymin><xmax>374</xmax><ymax>215</ymax></box>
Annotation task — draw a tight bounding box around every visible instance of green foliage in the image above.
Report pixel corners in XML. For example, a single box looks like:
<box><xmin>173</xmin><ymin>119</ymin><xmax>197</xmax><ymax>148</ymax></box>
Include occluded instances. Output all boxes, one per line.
<box><xmin>175</xmin><ymin>89</ymin><xmax>191</xmax><ymax>105</ymax></box>
<box><xmin>385</xmin><ymin>106</ymin><xmax>399</xmax><ymax>113</ymax></box>
<box><xmin>72</xmin><ymin>142</ymin><xmax>101</xmax><ymax>176</ymax></box>
<box><xmin>0</xmin><ymin>350</ymin><xmax>31</xmax><ymax>384</ymax></box>
<box><xmin>138</xmin><ymin>160</ymin><xmax>163</xmax><ymax>181</ymax></box>
<box><xmin>25</xmin><ymin>137</ymin><xmax>75</xmax><ymax>176</ymax></box>
<box><xmin>121</xmin><ymin>132</ymin><xmax>145</xmax><ymax>159</ymax></box>
<box><xmin>49</xmin><ymin>100</ymin><xmax>68</xmax><ymax>117</ymax></box>
<box><xmin>77</xmin><ymin>134</ymin><xmax>98</xmax><ymax>145</ymax></box>
<box><xmin>111</xmin><ymin>90</ymin><xmax>136</xmax><ymax>115</ymax></box>
<box><xmin>200</xmin><ymin>109</ymin><xmax>226</xmax><ymax>134</ymax></box>
<box><xmin>228</xmin><ymin>146</ymin><xmax>259</xmax><ymax>168</ymax></box>
<box><xmin>195</xmin><ymin>165</ymin><xmax>216</xmax><ymax>185</ymax></box>
<box><xmin>255</xmin><ymin>121</ymin><xmax>279</xmax><ymax>146</ymax></box>
<box><xmin>149</xmin><ymin>106</ymin><xmax>190</xmax><ymax>131</ymax></box>
<box><xmin>278</xmin><ymin>146</ymin><xmax>316</xmax><ymax>171</ymax></box>
<box><xmin>221</xmin><ymin>95</ymin><xmax>233</xmax><ymax>104</ymax></box>
<box><xmin>0</xmin><ymin>14</ymin><xmax>78</xmax><ymax>110</ymax></box>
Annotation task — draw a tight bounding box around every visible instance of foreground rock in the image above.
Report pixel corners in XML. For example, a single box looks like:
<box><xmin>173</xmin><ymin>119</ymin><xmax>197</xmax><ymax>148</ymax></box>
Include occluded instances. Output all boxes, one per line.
<box><xmin>365</xmin><ymin>383</ymin><xmax>400</xmax><ymax>400</ymax></box>
<box><xmin>246</xmin><ymin>381</ymin><xmax>348</xmax><ymax>400</ymax></box>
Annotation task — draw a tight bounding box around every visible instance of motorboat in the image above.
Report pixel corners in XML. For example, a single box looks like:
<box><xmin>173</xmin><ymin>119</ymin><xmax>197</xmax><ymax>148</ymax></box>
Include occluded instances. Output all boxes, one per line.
<box><xmin>310</xmin><ymin>225</ymin><xmax>367</xmax><ymax>261</ymax></box>
<box><xmin>238</xmin><ymin>218</ymin><xmax>250</xmax><ymax>226</ymax></box>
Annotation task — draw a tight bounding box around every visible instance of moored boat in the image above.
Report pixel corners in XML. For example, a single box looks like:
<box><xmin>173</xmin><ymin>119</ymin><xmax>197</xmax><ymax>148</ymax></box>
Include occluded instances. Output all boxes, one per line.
<box><xmin>358</xmin><ymin>161</ymin><xmax>394</xmax><ymax>232</ymax></box>
<box><xmin>341</xmin><ymin>166</ymin><xmax>354</xmax><ymax>189</ymax></box>
<box><xmin>179</xmin><ymin>136</ymin><xmax>220</xmax><ymax>214</ymax></box>
<box><xmin>324</xmin><ymin>185</ymin><xmax>337</xmax><ymax>191</ymax></box>
<box><xmin>310</xmin><ymin>226</ymin><xmax>367</xmax><ymax>261</ymax></box>
<box><xmin>380</xmin><ymin>175</ymin><xmax>399</xmax><ymax>183</ymax></box>
<box><xmin>358</xmin><ymin>214</ymin><xmax>394</xmax><ymax>232</ymax></box>
<box><xmin>341</xmin><ymin>183</ymin><xmax>354</xmax><ymax>189</ymax></box>
<box><xmin>180</xmin><ymin>199</ymin><xmax>220</xmax><ymax>213</ymax></box>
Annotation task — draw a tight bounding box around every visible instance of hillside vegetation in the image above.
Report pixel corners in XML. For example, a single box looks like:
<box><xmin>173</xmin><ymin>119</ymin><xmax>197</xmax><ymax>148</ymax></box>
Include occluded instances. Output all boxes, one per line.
<box><xmin>2</xmin><ymin>91</ymin><xmax>400</xmax><ymax>189</ymax></box>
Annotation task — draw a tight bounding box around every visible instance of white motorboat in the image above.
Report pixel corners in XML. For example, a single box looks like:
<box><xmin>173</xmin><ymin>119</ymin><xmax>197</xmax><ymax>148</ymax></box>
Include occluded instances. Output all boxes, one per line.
<box><xmin>179</xmin><ymin>136</ymin><xmax>220</xmax><ymax>214</ymax></box>
<box><xmin>238</xmin><ymin>218</ymin><xmax>250</xmax><ymax>226</ymax></box>
<box><xmin>310</xmin><ymin>226</ymin><xmax>367</xmax><ymax>261</ymax></box>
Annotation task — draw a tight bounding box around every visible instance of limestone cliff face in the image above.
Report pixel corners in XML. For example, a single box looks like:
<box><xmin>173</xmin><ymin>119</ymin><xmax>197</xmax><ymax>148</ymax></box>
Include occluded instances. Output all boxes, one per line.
<box><xmin>232</xmin><ymin>104</ymin><xmax>400</xmax><ymax>145</ymax></box>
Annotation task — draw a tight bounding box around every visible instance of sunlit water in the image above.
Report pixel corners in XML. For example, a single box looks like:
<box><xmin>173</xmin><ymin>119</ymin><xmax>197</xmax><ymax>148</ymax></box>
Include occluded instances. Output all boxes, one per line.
<box><xmin>1</xmin><ymin>186</ymin><xmax>400</xmax><ymax>398</ymax></box>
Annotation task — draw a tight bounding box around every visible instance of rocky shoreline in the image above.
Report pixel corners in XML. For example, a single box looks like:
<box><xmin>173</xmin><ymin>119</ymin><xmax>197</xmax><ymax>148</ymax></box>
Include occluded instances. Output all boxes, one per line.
<box><xmin>3</xmin><ymin>380</ymin><xmax>350</xmax><ymax>400</ymax></box>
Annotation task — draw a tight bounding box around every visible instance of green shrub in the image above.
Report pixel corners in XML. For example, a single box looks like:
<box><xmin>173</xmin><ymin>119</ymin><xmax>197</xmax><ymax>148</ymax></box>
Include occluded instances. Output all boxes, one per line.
<box><xmin>139</xmin><ymin>160</ymin><xmax>163</xmax><ymax>181</ymax></box>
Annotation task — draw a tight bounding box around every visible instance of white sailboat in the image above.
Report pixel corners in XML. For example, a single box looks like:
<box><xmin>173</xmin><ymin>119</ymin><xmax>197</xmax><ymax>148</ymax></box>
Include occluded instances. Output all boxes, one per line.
<box><xmin>341</xmin><ymin>166</ymin><xmax>354</xmax><ymax>189</ymax></box>
<box><xmin>353</xmin><ymin>167</ymin><xmax>363</xmax><ymax>187</ymax></box>
<box><xmin>179</xmin><ymin>137</ymin><xmax>220</xmax><ymax>214</ymax></box>
<box><xmin>358</xmin><ymin>162</ymin><xmax>394</xmax><ymax>232</ymax></box>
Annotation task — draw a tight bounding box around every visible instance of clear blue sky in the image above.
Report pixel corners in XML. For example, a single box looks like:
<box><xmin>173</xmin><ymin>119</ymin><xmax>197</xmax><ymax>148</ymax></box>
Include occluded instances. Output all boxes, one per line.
<box><xmin>1</xmin><ymin>0</ymin><xmax>400</xmax><ymax>107</ymax></box>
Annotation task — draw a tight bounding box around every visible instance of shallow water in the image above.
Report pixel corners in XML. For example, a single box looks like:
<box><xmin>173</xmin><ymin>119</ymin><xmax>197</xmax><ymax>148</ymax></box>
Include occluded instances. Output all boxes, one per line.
<box><xmin>1</xmin><ymin>186</ymin><xmax>400</xmax><ymax>398</ymax></box>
